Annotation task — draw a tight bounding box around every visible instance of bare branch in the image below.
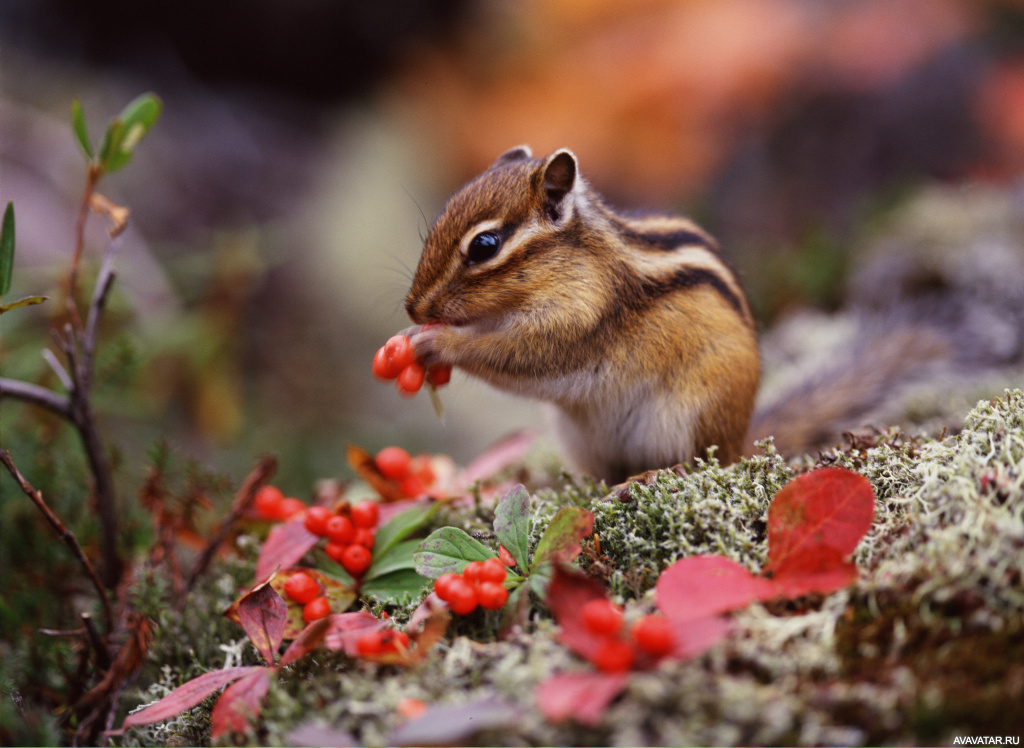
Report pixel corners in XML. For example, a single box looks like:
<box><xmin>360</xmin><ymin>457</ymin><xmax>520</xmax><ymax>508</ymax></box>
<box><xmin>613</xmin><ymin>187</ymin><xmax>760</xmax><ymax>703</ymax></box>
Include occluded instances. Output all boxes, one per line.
<box><xmin>187</xmin><ymin>455</ymin><xmax>278</xmax><ymax>590</ymax></box>
<box><xmin>0</xmin><ymin>449</ymin><xmax>113</xmax><ymax>633</ymax></box>
<box><xmin>0</xmin><ymin>377</ymin><xmax>72</xmax><ymax>418</ymax></box>
<box><xmin>42</xmin><ymin>349</ymin><xmax>74</xmax><ymax>392</ymax></box>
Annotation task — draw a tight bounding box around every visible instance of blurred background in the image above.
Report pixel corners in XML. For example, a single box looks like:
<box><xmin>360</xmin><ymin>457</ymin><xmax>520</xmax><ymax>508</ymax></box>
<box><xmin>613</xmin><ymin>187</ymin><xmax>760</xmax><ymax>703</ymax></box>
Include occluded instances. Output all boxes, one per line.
<box><xmin>3</xmin><ymin>2</ymin><xmax>1024</xmax><ymax>739</ymax></box>
<box><xmin>3</xmin><ymin>0</ymin><xmax>1024</xmax><ymax>496</ymax></box>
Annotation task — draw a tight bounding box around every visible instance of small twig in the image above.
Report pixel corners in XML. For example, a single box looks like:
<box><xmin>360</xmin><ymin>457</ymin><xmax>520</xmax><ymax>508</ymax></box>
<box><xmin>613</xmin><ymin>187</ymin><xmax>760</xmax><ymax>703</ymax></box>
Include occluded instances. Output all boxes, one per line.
<box><xmin>187</xmin><ymin>455</ymin><xmax>277</xmax><ymax>590</ymax></box>
<box><xmin>42</xmin><ymin>349</ymin><xmax>75</xmax><ymax>392</ymax></box>
<box><xmin>81</xmin><ymin>612</ymin><xmax>112</xmax><ymax>671</ymax></box>
<box><xmin>0</xmin><ymin>377</ymin><xmax>72</xmax><ymax>418</ymax></box>
<box><xmin>0</xmin><ymin>449</ymin><xmax>114</xmax><ymax>633</ymax></box>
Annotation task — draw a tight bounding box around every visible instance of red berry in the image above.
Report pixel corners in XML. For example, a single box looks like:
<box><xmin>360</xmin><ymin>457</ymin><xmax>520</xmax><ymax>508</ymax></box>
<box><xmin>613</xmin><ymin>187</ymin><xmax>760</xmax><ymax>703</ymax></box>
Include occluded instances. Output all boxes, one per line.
<box><xmin>427</xmin><ymin>364</ymin><xmax>451</xmax><ymax>387</ymax></box>
<box><xmin>632</xmin><ymin>614</ymin><xmax>675</xmax><ymax>657</ymax></box>
<box><xmin>375</xmin><ymin>446</ymin><xmax>412</xmax><ymax>480</ymax></box>
<box><xmin>581</xmin><ymin>599</ymin><xmax>624</xmax><ymax>637</ymax></box>
<box><xmin>324</xmin><ymin>541</ymin><xmax>348</xmax><ymax>564</ymax></box>
<box><xmin>355</xmin><ymin>629</ymin><xmax>385</xmax><ymax>656</ymax></box>
<box><xmin>303</xmin><ymin>506</ymin><xmax>333</xmax><ymax>537</ymax></box>
<box><xmin>373</xmin><ymin>346</ymin><xmax>401</xmax><ymax>379</ymax></box>
<box><xmin>325</xmin><ymin>515</ymin><xmax>355</xmax><ymax>544</ymax></box>
<box><xmin>399</xmin><ymin>474</ymin><xmax>426</xmax><ymax>498</ymax></box>
<box><xmin>351</xmin><ymin>501</ymin><xmax>379</xmax><ymax>529</ymax></box>
<box><xmin>446</xmin><ymin>577</ymin><xmax>478</xmax><ymax>615</ymax></box>
<box><xmin>462</xmin><ymin>560</ymin><xmax>485</xmax><ymax>584</ymax></box>
<box><xmin>433</xmin><ymin>572</ymin><xmax>461</xmax><ymax>602</ymax></box>
<box><xmin>479</xmin><ymin>557</ymin><xmax>508</xmax><ymax>584</ymax></box>
<box><xmin>283</xmin><ymin>571</ymin><xmax>320</xmax><ymax>604</ymax></box>
<box><xmin>302</xmin><ymin>596</ymin><xmax>331</xmax><ymax>624</ymax></box>
<box><xmin>384</xmin><ymin>335</ymin><xmax>416</xmax><ymax>371</ymax></box>
<box><xmin>396</xmin><ymin>362</ymin><xmax>426</xmax><ymax>395</ymax></box>
<box><xmin>353</xmin><ymin>527</ymin><xmax>375</xmax><ymax>549</ymax></box>
<box><xmin>592</xmin><ymin>638</ymin><xmax>635</xmax><ymax>672</ymax></box>
<box><xmin>477</xmin><ymin>581</ymin><xmax>509</xmax><ymax>610</ymax></box>
<box><xmin>341</xmin><ymin>544</ymin><xmax>373</xmax><ymax>577</ymax></box>
<box><xmin>382</xmin><ymin>630</ymin><xmax>410</xmax><ymax>652</ymax></box>
<box><xmin>410</xmin><ymin>455</ymin><xmax>436</xmax><ymax>486</ymax></box>
<box><xmin>498</xmin><ymin>544</ymin><xmax>517</xmax><ymax>567</ymax></box>
<box><xmin>280</xmin><ymin>497</ymin><xmax>306</xmax><ymax>519</ymax></box>
<box><xmin>254</xmin><ymin>485</ymin><xmax>285</xmax><ymax>520</ymax></box>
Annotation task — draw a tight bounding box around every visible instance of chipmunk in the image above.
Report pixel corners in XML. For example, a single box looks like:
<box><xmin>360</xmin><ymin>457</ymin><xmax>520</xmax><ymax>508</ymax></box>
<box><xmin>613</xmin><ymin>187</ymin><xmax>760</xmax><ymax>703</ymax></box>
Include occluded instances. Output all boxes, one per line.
<box><xmin>403</xmin><ymin>146</ymin><xmax>760</xmax><ymax>485</ymax></box>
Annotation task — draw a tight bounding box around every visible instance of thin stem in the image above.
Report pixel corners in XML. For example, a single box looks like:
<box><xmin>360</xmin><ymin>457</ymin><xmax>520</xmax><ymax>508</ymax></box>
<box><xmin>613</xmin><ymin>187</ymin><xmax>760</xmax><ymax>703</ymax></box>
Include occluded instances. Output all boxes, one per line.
<box><xmin>187</xmin><ymin>455</ymin><xmax>277</xmax><ymax>590</ymax></box>
<box><xmin>0</xmin><ymin>377</ymin><xmax>72</xmax><ymax>418</ymax></box>
<box><xmin>0</xmin><ymin>449</ymin><xmax>114</xmax><ymax>633</ymax></box>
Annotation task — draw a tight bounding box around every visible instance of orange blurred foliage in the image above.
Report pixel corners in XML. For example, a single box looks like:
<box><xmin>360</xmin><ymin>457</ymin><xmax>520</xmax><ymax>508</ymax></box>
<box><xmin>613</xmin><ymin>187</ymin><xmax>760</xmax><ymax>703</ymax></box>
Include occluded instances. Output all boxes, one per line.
<box><xmin>392</xmin><ymin>0</ymin><xmax>991</xmax><ymax>205</ymax></box>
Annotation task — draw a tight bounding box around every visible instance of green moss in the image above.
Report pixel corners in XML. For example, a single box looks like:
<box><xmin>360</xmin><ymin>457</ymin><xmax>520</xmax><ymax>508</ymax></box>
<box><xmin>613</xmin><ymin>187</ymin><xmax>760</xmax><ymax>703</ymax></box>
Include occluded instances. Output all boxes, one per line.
<box><xmin>117</xmin><ymin>390</ymin><xmax>1024</xmax><ymax>746</ymax></box>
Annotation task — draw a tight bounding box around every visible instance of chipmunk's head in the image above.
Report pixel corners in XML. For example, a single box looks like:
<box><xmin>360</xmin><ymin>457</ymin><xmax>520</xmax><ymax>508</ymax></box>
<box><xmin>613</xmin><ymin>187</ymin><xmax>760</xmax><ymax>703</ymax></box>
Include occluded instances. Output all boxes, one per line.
<box><xmin>405</xmin><ymin>146</ymin><xmax>595</xmax><ymax>329</ymax></box>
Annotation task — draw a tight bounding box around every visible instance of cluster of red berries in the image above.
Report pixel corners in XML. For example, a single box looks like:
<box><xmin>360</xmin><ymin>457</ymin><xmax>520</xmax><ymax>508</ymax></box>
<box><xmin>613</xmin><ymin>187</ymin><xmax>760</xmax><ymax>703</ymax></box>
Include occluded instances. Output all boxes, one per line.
<box><xmin>433</xmin><ymin>557</ymin><xmax>510</xmax><ymax>615</ymax></box>
<box><xmin>253</xmin><ymin>485</ymin><xmax>306</xmax><ymax>522</ymax></box>
<box><xmin>580</xmin><ymin>599</ymin><xmax>675</xmax><ymax>672</ymax></box>
<box><xmin>303</xmin><ymin>500</ymin><xmax>380</xmax><ymax>578</ymax></box>
<box><xmin>372</xmin><ymin>334</ymin><xmax>452</xmax><ymax>397</ymax></box>
<box><xmin>374</xmin><ymin>446</ymin><xmax>436</xmax><ymax>498</ymax></box>
<box><xmin>282</xmin><ymin>571</ymin><xmax>333</xmax><ymax>625</ymax></box>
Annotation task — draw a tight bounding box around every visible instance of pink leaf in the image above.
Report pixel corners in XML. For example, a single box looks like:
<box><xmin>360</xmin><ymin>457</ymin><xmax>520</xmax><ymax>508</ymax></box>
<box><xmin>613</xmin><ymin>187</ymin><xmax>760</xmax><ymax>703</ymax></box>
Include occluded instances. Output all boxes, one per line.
<box><xmin>255</xmin><ymin>516</ymin><xmax>318</xmax><ymax>582</ymax></box>
<box><xmin>668</xmin><ymin>615</ymin><xmax>732</xmax><ymax>660</ymax></box>
<box><xmin>535</xmin><ymin>671</ymin><xmax>629</xmax><ymax>727</ymax></box>
<box><xmin>210</xmin><ymin>668</ymin><xmax>270</xmax><ymax>738</ymax></box>
<box><xmin>237</xmin><ymin>580</ymin><xmax>287</xmax><ymax>665</ymax></box>
<box><xmin>454</xmin><ymin>430</ymin><xmax>538</xmax><ymax>488</ymax></box>
<box><xmin>656</xmin><ymin>555</ymin><xmax>777</xmax><ymax>622</ymax></box>
<box><xmin>320</xmin><ymin>612</ymin><xmax>386</xmax><ymax>656</ymax></box>
<box><xmin>122</xmin><ymin>666</ymin><xmax>265</xmax><ymax>729</ymax></box>
<box><xmin>765</xmin><ymin>467</ymin><xmax>875</xmax><ymax>576</ymax></box>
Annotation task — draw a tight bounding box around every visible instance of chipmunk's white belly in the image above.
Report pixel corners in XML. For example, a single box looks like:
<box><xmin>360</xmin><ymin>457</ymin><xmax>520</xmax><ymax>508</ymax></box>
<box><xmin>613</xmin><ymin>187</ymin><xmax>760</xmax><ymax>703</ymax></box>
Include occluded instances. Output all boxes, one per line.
<box><xmin>544</xmin><ymin>390</ymin><xmax>700</xmax><ymax>483</ymax></box>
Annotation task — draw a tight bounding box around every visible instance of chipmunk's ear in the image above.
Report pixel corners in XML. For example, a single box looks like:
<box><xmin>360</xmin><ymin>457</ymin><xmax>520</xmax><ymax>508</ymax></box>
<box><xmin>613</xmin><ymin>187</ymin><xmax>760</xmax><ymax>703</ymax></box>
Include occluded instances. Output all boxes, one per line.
<box><xmin>541</xmin><ymin>149</ymin><xmax>578</xmax><ymax>222</ymax></box>
<box><xmin>490</xmin><ymin>145</ymin><xmax>532</xmax><ymax>168</ymax></box>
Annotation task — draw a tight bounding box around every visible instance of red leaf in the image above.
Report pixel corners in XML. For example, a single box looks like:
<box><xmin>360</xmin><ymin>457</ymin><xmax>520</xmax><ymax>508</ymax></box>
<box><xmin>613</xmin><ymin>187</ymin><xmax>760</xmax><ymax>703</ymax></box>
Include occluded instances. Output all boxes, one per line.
<box><xmin>534</xmin><ymin>671</ymin><xmax>629</xmax><ymax>727</ymax></box>
<box><xmin>122</xmin><ymin>666</ymin><xmax>265</xmax><ymax>729</ymax></box>
<box><xmin>280</xmin><ymin>616</ymin><xmax>333</xmax><ymax>667</ymax></box>
<box><xmin>320</xmin><ymin>612</ymin><xmax>386</xmax><ymax>656</ymax></box>
<box><xmin>656</xmin><ymin>556</ymin><xmax>777</xmax><ymax>622</ymax></box>
<box><xmin>454</xmin><ymin>430</ymin><xmax>538</xmax><ymax>488</ymax></box>
<box><xmin>768</xmin><ymin>546</ymin><xmax>859</xmax><ymax>598</ymax></box>
<box><xmin>210</xmin><ymin>668</ymin><xmax>270</xmax><ymax>738</ymax></box>
<box><xmin>668</xmin><ymin>615</ymin><xmax>733</xmax><ymax>660</ymax></box>
<box><xmin>764</xmin><ymin>467</ymin><xmax>874</xmax><ymax>577</ymax></box>
<box><xmin>255</xmin><ymin>516</ymin><xmax>318</xmax><ymax>581</ymax></box>
<box><xmin>546</xmin><ymin>565</ymin><xmax>613</xmax><ymax>660</ymax></box>
<box><xmin>236</xmin><ymin>580</ymin><xmax>287</xmax><ymax>665</ymax></box>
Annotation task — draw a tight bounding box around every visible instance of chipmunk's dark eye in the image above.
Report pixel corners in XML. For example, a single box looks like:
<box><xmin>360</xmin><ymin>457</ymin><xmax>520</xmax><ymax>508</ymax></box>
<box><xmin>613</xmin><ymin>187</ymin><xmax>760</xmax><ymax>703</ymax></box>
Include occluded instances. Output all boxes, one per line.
<box><xmin>466</xmin><ymin>231</ymin><xmax>502</xmax><ymax>264</ymax></box>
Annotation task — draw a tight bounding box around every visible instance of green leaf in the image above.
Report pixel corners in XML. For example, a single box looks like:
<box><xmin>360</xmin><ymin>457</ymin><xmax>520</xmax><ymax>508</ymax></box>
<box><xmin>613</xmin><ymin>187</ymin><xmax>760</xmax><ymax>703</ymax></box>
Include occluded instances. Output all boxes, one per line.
<box><xmin>365</xmin><ymin>539</ymin><xmax>421</xmax><ymax>581</ymax></box>
<box><xmin>99</xmin><ymin>93</ymin><xmax>162</xmax><ymax>174</ymax></box>
<box><xmin>413</xmin><ymin>527</ymin><xmax>495</xmax><ymax>579</ymax></box>
<box><xmin>360</xmin><ymin>569</ymin><xmax>430</xmax><ymax>603</ymax></box>
<box><xmin>373</xmin><ymin>502</ymin><xmax>441</xmax><ymax>561</ymax></box>
<box><xmin>533</xmin><ymin>507</ymin><xmax>594</xmax><ymax>566</ymax></box>
<box><xmin>71</xmin><ymin>99</ymin><xmax>93</xmax><ymax>158</ymax></box>
<box><xmin>0</xmin><ymin>296</ymin><xmax>48</xmax><ymax>315</ymax></box>
<box><xmin>493</xmin><ymin>484</ymin><xmax>531</xmax><ymax>572</ymax></box>
<box><xmin>528</xmin><ymin>562</ymin><xmax>553</xmax><ymax>598</ymax></box>
<box><xmin>1</xmin><ymin>202</ymin><xmax>14</xmax><ymax>297</ymax></box>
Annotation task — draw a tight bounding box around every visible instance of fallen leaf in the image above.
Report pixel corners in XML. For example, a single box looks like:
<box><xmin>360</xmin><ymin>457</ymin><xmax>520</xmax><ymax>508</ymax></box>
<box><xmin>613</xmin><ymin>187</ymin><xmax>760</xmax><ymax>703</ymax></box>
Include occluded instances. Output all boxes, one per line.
<box><xmin>533</xmin><ymin>506</ymin><xmax>594</xmax><ymax>566</ymax></box>
<box><xmin>546</xmin><ymin>564</ymin><xmax>616</xmax><ymax>660</ymax></box>
<box><xmin>122</xmin><ymin>666</ymin><xmax>265</xmax><ymax>730</ymax></box>
<box><xmin>656</xmin><ymin>555</ymin><xmax>777</xmax><ymax>623</ymax></box>
<box><xmin>235</xmin><ymin>579</ymin><xmax>287</xmax><ymax>665</ymax></box>
<box><xmin>209</xmin><ymin>667</ymin><xmax>270</xmax><ymax>738</ymax></box>
<box><xmin>320</xmin><ymin>612</ymin><xmax>387</xmax><ymax>656</ymax></box>
<box><xmin>764</xmin><ymin>467</ymin><xmax>874</xmax><ymax>576</ymax></box>
<box><xmin>389</xmin><ymin>696</ymin><xmax>523</xmax><ymax>745</ymax></box>
<box><xmin>534</xmin><ymin>671</ymin><xmax>629</xmax><ymax>727</ymax></box>
<box><xmin>254</xmin><ymin>516</ymin><xmax>318</xmax><ymax>582</ymax></box>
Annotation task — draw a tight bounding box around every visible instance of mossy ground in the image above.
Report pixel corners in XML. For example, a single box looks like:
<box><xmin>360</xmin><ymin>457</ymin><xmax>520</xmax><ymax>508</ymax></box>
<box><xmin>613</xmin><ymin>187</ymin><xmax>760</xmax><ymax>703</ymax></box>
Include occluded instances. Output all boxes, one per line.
<box><xmin>114</xmin><ymin>389</ymin><xmax>1024</xmax><ymax>746</ymax></box>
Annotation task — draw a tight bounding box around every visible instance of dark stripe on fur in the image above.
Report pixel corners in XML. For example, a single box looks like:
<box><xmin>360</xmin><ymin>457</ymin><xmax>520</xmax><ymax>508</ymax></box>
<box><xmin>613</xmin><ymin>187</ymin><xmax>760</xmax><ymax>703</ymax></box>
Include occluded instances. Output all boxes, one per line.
<box><xmin>611</xmin><ymin>217</ymin><xmax>715</xmax><ymax>252</ymax></box>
